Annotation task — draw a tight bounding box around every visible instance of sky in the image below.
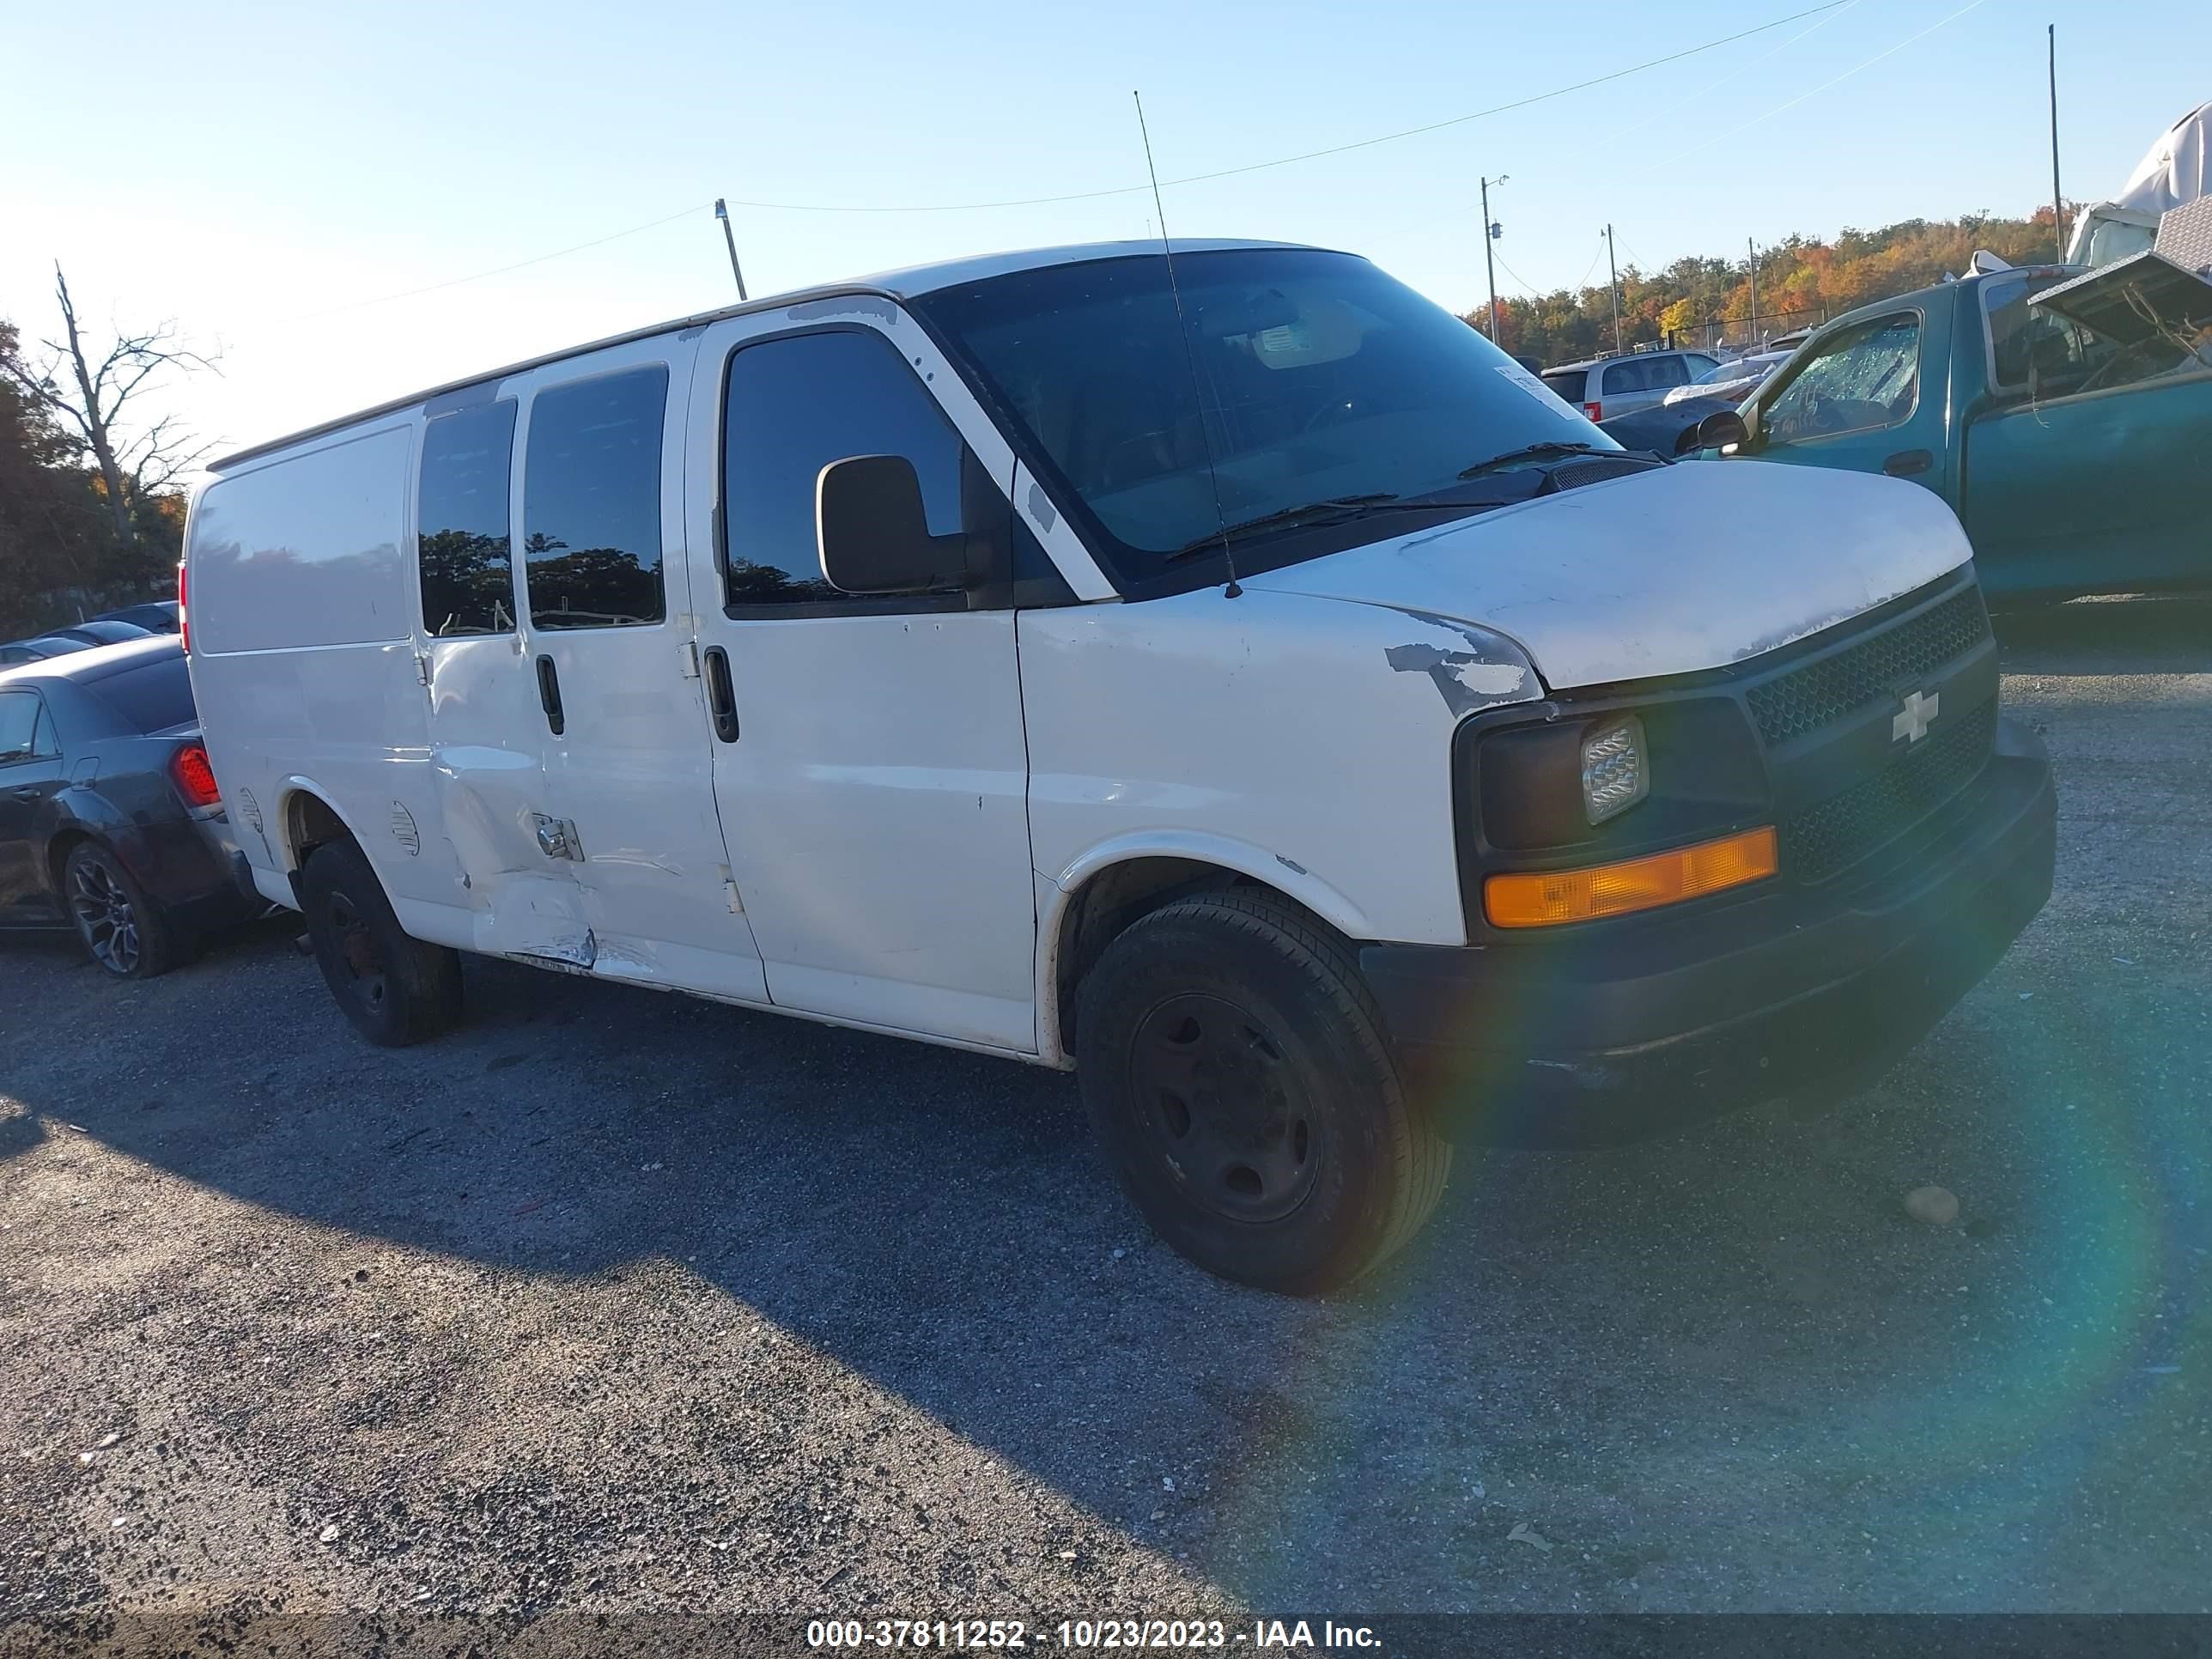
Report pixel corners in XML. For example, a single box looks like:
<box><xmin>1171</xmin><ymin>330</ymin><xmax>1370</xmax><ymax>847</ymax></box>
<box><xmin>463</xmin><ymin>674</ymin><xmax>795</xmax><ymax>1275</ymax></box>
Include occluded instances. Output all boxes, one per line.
<box><xmin>5</xmin><ymin>0</ymin><xmax>2203</xmax><ymax>465</ymax></box>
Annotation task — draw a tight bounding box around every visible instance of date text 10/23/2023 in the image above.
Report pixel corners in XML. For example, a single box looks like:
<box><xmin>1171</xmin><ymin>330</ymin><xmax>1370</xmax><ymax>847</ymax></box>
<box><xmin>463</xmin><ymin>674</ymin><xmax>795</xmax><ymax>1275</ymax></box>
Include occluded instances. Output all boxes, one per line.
<box><xmin>805</xmin><ymin>1620</ymin><xmax>1382</xmax><ymax>1650</ymax></box>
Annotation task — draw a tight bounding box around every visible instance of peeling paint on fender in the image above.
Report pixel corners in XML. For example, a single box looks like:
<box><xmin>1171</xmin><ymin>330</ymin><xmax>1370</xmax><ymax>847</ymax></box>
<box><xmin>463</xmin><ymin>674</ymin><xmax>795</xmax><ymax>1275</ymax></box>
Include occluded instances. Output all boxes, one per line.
<box><xmin>1384</xmin><ymin>642</ymin><xmax>1536</xmax><ymax>715</ymax></box>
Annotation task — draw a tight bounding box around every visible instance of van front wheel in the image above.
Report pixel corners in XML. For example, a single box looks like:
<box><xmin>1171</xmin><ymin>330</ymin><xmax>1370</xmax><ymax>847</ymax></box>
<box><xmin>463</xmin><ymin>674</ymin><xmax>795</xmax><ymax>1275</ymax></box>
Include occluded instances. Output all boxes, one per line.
<box><xmin>299</xmin><ymin>839</ymin><xmax>463</xmax><ymax>1047</ymax></box>
<box><xmin>1075</xmin><ymin>891</ymin><xmax>1449</xmax><ymax>1295</ymax></box>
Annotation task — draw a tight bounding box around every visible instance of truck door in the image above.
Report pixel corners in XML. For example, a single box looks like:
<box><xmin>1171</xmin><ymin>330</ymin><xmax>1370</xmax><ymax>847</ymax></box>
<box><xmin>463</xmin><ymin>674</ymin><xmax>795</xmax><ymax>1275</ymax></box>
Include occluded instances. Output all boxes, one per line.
<box><xmin>508</xmin><ymin>338</ymin><xmax>768</xmax><ymax>1000</ymax></box>
<box><xmin>1746</xmin><ymin>307</ymin><xmax>1952</xmax><ymax>499</ymax></box>
<box><xmin>682</xmin><ymin>307</ymin><xmax>1038</xmax><ymax>1053</ymax></box>
<box><xmin>1959</xmin><ymin>270</ymin><xmax>2208</xmax><ymax>598</ymax></box>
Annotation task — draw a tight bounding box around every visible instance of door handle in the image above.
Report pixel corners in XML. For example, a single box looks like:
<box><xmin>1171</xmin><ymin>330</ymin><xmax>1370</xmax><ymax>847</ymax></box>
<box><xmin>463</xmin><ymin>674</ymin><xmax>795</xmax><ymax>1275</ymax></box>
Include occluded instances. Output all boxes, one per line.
<box><xmin>1882</xmin><ymin>448</ymin><xmax>1934</xmax><ymax>477</ymax></box>
<box><xmin>535</xmin><ymin>654</ymin><xmax>565</xmax><ymax>736</ymax></box>
<box><xmin>9</xmin><ymin>786</ymin><xmax>38</xmax><ymax>800</ymax></box>
<box><xmin>702</xmin><ymin>646</ymin><xmax>739</xmax><ymax>743</ymax></box>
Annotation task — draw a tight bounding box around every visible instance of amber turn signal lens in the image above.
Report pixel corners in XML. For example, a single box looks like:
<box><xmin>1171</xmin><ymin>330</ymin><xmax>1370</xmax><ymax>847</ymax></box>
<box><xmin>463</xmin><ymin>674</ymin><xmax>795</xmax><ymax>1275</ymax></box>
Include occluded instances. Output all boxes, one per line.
<box><xmin>1484</xmin><ymin>826</ymin><xmax>1778</xmax><ymax>928</ymax></box>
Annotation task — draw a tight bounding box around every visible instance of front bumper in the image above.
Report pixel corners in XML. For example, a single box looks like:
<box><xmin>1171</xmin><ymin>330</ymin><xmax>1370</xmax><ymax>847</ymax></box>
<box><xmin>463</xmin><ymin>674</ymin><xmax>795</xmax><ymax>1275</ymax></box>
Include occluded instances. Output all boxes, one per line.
<box><xmin>1360</xmin><ymin>717</ymin><xmax>2057</xmax><ymax>1146</ymax></box>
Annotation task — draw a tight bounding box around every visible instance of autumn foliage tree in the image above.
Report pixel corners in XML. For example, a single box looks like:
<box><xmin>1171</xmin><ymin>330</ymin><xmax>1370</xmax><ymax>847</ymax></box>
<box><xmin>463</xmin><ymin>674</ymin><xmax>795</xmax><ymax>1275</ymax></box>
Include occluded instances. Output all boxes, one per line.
<box><xmin>1471</xmin><ymin>208</ymin><xmax>2066</xmax><ymax>366</ymax></box>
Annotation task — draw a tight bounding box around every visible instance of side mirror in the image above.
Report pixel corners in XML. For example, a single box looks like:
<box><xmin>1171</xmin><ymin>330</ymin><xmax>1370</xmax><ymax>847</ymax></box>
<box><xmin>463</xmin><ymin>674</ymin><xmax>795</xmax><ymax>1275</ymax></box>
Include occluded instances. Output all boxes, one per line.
<box><xmin>1683</xmin><ymin>409</ymin><xmax>1750</xmax><ymax>456</ymax></box>
<box><xmin>817</xmin><ymin>454</ymin><xmax>964</xmax><ymax>595</ymax></box>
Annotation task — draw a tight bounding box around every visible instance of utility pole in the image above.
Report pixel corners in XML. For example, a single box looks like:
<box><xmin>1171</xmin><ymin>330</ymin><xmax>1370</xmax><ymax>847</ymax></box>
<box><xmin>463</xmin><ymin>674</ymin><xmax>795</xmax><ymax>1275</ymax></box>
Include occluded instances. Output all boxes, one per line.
<box><xmin>2047</xmin><ymin>25</ymin><xmax>2067</xmax><ymax>259</ymax></box>
<box><xmin>714</xmin><ymin>199</ymin><xmax>749</xmax><ymax>302</ymax></box>
<box><xmin>1747</xmin><ymin>236</ymin><xmax>1759</xmax><ymax>349</ymax></box>
<box><xmin>1604</xmin><ymin>224</ymin><xmax>1622</xmax><ymax>354</ymax></box>
<box><xmin>1480</xmin><ymin>175</ymin><xmax>1508</xmax><ymax>348</ymax></box>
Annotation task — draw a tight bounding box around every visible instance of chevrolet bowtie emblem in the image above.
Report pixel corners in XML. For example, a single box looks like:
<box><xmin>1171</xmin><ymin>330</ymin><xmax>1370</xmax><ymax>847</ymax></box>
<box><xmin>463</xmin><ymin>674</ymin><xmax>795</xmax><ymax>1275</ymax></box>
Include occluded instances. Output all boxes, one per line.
<box><xmin>1893</xmin><ymin>689</ymin><xmax>1940</xmax><ymax>744</ymax></box>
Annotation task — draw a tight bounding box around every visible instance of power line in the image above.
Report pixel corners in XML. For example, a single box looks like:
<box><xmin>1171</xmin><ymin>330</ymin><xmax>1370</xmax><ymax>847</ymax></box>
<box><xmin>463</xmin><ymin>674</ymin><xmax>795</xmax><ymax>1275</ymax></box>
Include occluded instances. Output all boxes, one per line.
<box><xmin>278</xmin><ymin>200</ymin><xmax>714</xmax><ymax>325</ymax></box>
<box><xmin>1493</xmin><ymin>253</ymin><xmax>1545</xmax><ymax>297</ymax></box>
<box><xmin>1669</xmin><ymin>0</ymin><xmax>1992</xmax><ymax>167</ymax></box>
<box><xmin>1381</xmin><ymin>0</ymin><xmax>1994</xmax><ymax>267</ymax></box>
<box><xmin>1677</xmin><ymin>0</ymin><xmax>1864</xmax><ymax>91</ymax></box>
<box><xmin>245</xmin><ymin>0</ymin><xmax>1923</xmax><ymax>336</ymax></box>
<box><xmin>716</xmin><ymin>1</ymin><xmax>1852</xmax><ymax>215</ymax></box>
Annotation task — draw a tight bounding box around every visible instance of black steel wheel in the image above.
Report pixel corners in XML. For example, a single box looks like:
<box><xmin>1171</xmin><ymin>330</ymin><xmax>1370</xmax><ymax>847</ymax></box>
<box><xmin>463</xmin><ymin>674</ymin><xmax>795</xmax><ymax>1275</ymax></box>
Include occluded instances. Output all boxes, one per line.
<box><xmin>299</xmin><ymin>838</ymin><xmax>463</xmax><ymax>1047</ymax></box>
<box><xmin>1127</xmin><ymin>993</ymin><xmax>1324</xmax><ymax>1226</ymax></box>
<box><xmin>1076</xmin><ymin>890</ymin><xmax>1449</xmax><ymax>1294</ymax></box>
<box><xmin>65</xmin><ymin>842</ymin><xmax>184</xmax><ymax>980</ymax></box>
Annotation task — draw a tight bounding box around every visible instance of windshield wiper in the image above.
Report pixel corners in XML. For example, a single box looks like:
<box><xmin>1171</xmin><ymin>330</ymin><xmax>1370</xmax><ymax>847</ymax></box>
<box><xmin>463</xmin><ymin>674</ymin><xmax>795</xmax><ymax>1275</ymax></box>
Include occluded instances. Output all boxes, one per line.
<box><xmin>1457</xmin><ymin>441</ymin><xmax>1606</xmax><ymax>479</ymax></box>
<box><xmin>1164</xmin><ymin>495</ymin><xmax>1429</xmax><ymax>562</ymax></box>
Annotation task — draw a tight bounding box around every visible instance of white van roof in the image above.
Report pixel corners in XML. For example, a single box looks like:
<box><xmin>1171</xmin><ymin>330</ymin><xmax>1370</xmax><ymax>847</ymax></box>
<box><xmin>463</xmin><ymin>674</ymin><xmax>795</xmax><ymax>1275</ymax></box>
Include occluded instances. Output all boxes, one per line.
<box><xmin>210</xmin><ymin>238</ymin><xmax>1316</xmax><ymax>473</ymax></box>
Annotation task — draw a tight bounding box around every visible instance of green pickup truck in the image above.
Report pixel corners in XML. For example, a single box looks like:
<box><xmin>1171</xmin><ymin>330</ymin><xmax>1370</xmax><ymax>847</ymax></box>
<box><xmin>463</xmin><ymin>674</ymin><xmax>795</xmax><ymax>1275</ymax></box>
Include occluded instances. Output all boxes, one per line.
<box><xmin>1730</xmin><ymin>265</ymin><xmax>2212</xmax><ymax>601</ymax></box>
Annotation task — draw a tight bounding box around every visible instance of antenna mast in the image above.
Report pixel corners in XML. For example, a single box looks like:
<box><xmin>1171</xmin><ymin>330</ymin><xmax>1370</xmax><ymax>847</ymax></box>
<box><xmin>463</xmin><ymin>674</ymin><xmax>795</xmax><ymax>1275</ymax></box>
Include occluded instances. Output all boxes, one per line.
<box><xmin>2047</xmin><ymin>25</ymin><xmax>2067</xmax><ymax>259</ymax></box>
<box><xmin>714</xmin><ymin>199</ymin><xmax>749</xmax><ymax>302</ymax></box>
<box><xmin>1134</xmin><ymin>90</ymin><xmax>1240</xmax><ymax>599</ymax></box>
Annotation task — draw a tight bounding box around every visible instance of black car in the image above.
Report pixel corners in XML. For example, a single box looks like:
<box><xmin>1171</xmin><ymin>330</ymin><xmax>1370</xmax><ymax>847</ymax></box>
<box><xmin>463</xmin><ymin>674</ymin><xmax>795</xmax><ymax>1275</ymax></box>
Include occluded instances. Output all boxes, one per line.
<box><xmin>94</xmin><ymin>600</ymin><xmax>183</xmax><ymax>635</ymax></box>
<box><xmin>0</xmin><ymin>636</ymin><xmax>259</xmax><ymax>977</ymax></box>
<box><xmin>0</xmin><ymin>620</ymin><xmax>155</xmax><ymax>665</ymax></box>
<box><xmin>1597</xmin><ymin>393</ymin><xmax>1745</xmax><ymax>456</ymax></box>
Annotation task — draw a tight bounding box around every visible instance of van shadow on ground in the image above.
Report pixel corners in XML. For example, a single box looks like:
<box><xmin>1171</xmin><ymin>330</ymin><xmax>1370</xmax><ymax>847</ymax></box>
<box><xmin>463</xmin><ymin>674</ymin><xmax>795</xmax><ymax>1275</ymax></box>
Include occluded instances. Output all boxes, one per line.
<box><xmin>3</xmin><ymin>592</ymin><xmax>2208</xmax><ymax>1612</ymax></box>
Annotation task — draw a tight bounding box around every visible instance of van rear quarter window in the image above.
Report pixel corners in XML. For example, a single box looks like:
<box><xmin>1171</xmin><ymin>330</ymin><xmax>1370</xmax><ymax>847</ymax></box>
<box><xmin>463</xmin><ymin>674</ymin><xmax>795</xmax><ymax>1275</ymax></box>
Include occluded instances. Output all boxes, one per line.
<box><xmin>419</xmin><ymin>400</ymin><xmax>518</xmax><ymax>635</ymax></box>
<box><xmin>188</xmin><ymin>427</ymin><xmax>413</xmax><ymax>653</ymax></box>
<box><xmin>1540</xmin><ymin>368</ymin><xmax>1588</xmax><ymax>403</ymax></box>
<box><xmin>522</xmin><ymin>367</ymin><xmax>668</xmax><ymax>629</ymax></box>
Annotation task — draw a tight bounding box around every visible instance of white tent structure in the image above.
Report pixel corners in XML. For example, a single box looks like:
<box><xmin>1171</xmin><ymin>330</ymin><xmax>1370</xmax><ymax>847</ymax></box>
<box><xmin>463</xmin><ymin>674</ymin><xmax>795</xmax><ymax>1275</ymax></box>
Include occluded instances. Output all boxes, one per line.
<box><xmin>2067</xmin><ymin>101</ymin><xmax>2212</xmax><ymax>268</ymax></box>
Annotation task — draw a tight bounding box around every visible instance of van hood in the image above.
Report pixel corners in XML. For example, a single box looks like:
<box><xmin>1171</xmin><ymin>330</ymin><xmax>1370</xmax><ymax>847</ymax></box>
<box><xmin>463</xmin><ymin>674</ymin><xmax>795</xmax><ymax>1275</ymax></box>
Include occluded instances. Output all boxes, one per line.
<box><xmin>1241</xmin><ymin>459</ymin><xmax>1972</xmax><ymax>691</ymax></box>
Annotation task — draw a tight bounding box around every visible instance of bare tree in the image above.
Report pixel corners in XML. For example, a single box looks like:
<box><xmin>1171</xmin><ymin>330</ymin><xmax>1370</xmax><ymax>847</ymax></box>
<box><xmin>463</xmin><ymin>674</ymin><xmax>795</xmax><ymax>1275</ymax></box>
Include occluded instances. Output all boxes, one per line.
<box><xmin>0</xmin><ymin>264</ymin><xmax>218</xmax><ymax>545</ymax></box>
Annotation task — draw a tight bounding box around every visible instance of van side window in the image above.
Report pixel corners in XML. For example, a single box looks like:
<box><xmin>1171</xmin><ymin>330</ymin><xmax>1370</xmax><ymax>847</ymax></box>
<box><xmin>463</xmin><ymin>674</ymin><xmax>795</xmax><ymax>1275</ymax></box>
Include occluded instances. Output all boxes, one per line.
<box><xmin>721</xmin><ymin>329</ymin><xmax>964</xmax><ymax>608</ymax></box>
<box><xmin>417</xmin><ymin>399</ymin><xmax>517</xmax><ymax>635</ymax></box>
<box><xmin>522</xmin><ymin>366</ymin><xmax>669</xmax><ymax>629</ymax></box>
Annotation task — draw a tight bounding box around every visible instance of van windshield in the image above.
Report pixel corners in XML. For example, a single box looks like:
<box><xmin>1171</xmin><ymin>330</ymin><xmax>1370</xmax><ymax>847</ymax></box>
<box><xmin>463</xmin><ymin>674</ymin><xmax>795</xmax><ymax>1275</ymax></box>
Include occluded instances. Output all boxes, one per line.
<box><xmin>914</xmin><ymin>248</ymin><xmax>1613</xmax><ymax>593</ymax></box>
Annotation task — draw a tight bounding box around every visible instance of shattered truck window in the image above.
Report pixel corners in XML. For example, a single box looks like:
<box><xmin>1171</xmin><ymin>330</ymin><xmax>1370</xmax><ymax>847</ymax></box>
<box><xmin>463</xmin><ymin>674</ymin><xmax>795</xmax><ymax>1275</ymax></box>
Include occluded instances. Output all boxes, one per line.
<box><xmin>1764</xmin><ymin>313</ymin><xmax>1921</xmax><ymax>441</ymax></box>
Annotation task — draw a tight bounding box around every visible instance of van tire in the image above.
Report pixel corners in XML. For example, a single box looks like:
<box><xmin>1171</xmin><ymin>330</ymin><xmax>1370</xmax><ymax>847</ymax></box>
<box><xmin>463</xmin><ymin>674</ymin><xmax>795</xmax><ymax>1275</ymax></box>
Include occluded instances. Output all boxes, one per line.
<box><xmin>1074</xmin><ymin>890</ymin><xmax>1449</xmax><ymax>1295</ymax></box>
<box><xmin>298</xmin><ymin>839</ymin><xmax>462</xmax><ymax>1047</ymax></box>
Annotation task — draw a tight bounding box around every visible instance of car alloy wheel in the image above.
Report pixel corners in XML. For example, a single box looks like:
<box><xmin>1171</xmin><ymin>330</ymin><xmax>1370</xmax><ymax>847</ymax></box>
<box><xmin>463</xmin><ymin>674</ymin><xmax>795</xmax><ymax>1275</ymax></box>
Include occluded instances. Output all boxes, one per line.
<box><xmin>70</xmin><ymin>855</ymin><xmax>142</xmax><ymax>976</ymax></box>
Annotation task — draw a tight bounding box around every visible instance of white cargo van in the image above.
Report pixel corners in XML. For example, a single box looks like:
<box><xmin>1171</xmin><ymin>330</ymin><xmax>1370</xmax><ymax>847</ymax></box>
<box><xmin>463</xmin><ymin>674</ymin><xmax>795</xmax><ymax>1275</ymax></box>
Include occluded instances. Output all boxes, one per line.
<box><xmin>185</xmin><ymin>240</ymin><xmax>2056</xmax><ymax>1292</ymax></box>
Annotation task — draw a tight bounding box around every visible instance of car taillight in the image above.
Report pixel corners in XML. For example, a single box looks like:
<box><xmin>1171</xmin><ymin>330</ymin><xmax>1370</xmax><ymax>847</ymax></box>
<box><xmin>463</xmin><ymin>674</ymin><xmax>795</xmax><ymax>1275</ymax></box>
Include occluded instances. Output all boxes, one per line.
<box><xmin>1583</xmin><ymin>401</ymin><xmax>1603</xmax><ymax>421</ymax></box>
<box><xmin>172</xmin><ymin>742</ymin><xmax>220</xmax><ymax>808</ymax></box>
<box><xmin>176</xmin><ymin>559</ymin><xmax>190</xmax><ymax>653</ymax></box>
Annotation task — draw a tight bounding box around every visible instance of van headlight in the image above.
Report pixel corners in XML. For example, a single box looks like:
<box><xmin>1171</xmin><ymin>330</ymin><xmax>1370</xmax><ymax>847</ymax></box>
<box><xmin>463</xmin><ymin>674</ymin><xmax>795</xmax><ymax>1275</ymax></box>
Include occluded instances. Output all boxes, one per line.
<box><xmin>1580</xmin><ymin>716</ymin><xmax>1649</xmax><ymax>824</ymax></box>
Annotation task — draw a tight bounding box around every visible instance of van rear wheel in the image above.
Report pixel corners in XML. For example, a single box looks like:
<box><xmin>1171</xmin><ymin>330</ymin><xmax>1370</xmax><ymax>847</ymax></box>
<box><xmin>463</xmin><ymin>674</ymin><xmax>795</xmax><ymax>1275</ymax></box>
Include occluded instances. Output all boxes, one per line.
<box><xmin>299</xmin><ymin>839</ymin><xmax>463</xmax><ymax>1047</ymax></box>
<box><xmin>1075</xmin><ymin>890</ymin><xmax>1449</xmax><ymax>1295</ymax></box>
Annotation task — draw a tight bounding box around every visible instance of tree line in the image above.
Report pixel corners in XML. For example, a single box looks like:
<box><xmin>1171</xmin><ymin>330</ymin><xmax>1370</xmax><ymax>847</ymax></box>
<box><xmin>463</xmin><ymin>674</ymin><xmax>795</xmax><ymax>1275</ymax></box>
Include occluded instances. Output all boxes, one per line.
<box><xmin>1469</xmin><ymin>209</ymin><xmax>2065</xmax><ymax>366</ymax></box>
<box><xmin>0</xmin><ymin>268</ymin><xmax>210</xmax><ymax>640</ymax></box>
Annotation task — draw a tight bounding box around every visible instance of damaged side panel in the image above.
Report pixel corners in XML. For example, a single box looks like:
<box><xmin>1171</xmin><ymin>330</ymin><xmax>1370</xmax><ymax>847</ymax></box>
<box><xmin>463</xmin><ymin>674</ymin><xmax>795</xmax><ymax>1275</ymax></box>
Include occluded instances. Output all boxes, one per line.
<box><xmin>424</xmin><ymin>633</ymin><xmax>599</xmax><ymax>965</ymax></box>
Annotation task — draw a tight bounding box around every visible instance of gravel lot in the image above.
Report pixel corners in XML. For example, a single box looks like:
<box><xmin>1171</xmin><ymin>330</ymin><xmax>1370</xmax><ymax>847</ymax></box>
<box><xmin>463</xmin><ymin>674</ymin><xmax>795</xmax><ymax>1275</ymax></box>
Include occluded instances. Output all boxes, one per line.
<box><xmin>3</xmin><ymin>595</ymin><xmax>2208</xmax><ymax>1645</ymax></box>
